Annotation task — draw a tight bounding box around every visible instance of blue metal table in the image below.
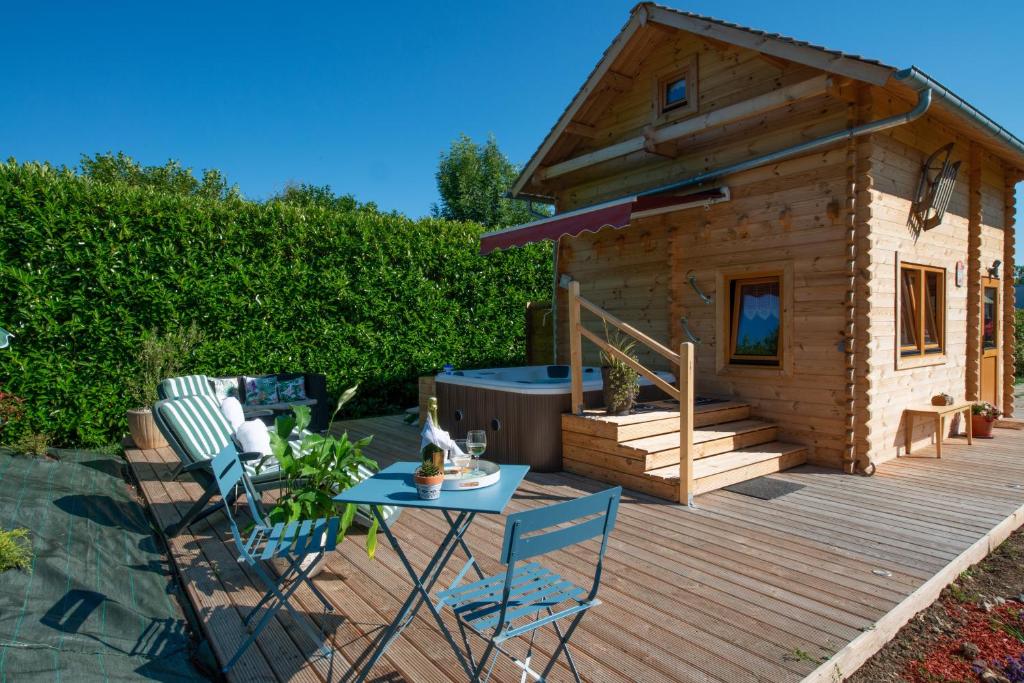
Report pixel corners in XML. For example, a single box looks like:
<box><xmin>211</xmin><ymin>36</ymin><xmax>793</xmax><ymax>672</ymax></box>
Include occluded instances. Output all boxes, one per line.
<box><xmin>334</xmin><ymin>461</ymin><xmax>529</xmax><ymax>682</ymax></box>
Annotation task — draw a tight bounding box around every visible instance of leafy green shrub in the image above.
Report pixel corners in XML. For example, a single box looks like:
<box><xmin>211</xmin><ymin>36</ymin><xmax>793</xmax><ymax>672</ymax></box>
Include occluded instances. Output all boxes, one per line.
<box><xmin>0</xmin><ymin>527</ymin><xmax>31</xmax><ymax>572</ymax></box>
<box><xmin>11</xmin><ymin>431</ymin><xmax>52</xmax><ymax>457</ymax></box>
<box><xmin>128</xmin><ymin>324</ymin><xmax>203</xmax><ymax>407</ymax></box>
<box><xmin>0</xmin><ymin>159</ymin><xmax>551</xmax><ymax>446</ymax></box>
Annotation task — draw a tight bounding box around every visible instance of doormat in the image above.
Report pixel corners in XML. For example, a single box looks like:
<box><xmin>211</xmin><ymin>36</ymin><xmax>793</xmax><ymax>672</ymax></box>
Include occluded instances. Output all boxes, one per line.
<box><xmin>723</xmin><ymin>476</ymin><xmax>804</xmax><ymax>500</ymax></box>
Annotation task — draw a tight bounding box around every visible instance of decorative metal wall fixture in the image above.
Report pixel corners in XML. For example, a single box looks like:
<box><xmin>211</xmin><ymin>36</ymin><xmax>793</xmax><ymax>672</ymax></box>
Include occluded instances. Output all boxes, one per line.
<box><xmin>909</xmin><ymin>143</ymin><xmax>960</xmax><ymax>232</ymax></box>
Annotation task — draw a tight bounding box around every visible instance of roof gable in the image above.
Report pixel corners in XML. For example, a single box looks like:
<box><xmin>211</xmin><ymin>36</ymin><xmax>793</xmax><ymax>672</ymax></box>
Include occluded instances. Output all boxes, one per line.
<box><xmin>511</xmin><ymin>3</ymin><xmax>896</xmax><ymax>198</ymax></box>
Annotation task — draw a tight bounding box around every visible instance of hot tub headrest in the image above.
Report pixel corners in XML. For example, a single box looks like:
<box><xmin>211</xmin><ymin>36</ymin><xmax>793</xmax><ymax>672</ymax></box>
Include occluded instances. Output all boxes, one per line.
<box><xmin>546</xmin><ymin>365</ymin><xmax>570</xmax><ymax>379</ymax></box>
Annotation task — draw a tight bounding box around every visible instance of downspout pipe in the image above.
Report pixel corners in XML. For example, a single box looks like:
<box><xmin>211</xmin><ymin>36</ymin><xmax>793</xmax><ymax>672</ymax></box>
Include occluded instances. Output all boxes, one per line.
<box><xmin>893</xmin><ymin>67</ymin><xmax>1024</xmax><ymax>162</ymax></box>
<box><xmin>637</xmin><ymin>87</ymin><xmax>933</xmax><ymax>198</ymax></box>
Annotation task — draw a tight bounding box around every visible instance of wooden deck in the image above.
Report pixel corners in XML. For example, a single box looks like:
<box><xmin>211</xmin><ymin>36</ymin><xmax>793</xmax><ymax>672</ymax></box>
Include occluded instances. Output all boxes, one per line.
<box><xmin>125</xmin><ymin>416</ymin><xmax>1024</xmax><ymax>682</ymax></box>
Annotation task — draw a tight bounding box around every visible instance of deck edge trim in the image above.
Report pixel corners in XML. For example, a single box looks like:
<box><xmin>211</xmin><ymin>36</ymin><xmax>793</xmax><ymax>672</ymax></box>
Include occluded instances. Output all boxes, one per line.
<box><xmin>801</xmin><ymin>498</ymin><xmax>1024</xmax><ymax>683</ymax></box>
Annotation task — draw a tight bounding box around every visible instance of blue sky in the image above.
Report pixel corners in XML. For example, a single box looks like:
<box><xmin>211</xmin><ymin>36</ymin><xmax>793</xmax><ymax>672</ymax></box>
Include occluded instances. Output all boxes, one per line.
<box><xmin>4</xmin><ymin>0</ymin><xmax>1022</xmax><ymax>238</ymax></box>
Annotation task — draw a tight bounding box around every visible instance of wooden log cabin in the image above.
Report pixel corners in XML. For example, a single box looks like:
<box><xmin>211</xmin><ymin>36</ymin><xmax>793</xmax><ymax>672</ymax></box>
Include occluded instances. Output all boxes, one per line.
<box><xmin>480</xmin><ymin>3</ymin><xmax>1022</xmax><ymax>502</ymax></box>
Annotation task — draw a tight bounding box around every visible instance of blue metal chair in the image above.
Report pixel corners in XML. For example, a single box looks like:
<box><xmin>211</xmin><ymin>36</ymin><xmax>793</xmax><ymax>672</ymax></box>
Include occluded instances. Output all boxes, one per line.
<box><xmin>437</xmin><ymin>486</ymin><xmax>621</xmax><ymax>682</ymax></box>
<box><xmin>207</xmin><ymin>445</ymin><xmax>338</xmax><ymax>672</ymax></box>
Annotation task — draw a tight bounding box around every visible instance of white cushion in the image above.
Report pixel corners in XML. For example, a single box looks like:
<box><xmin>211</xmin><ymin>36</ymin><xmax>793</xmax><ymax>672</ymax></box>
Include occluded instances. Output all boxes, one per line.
<box><xmin>220</xmin><ymin>397</ymin><xmax>245</xmax><ymax>431</ymax></box>
<box><xmin>235</xmin><ymin>419</ymin><xmax>272</xmax><ymax>456</ymax></box>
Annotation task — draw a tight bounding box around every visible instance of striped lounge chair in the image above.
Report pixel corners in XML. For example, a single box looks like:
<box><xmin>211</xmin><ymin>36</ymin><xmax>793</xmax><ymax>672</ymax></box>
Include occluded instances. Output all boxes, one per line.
<box><xmin>153</xmin><ymin>394</ymin><xmax>396</xmax><ymax>537</ymax></box>
<box><xmin>157</xmin><ymin>374</ymin><xmax>216</xmax><ymax>400</ymax></box>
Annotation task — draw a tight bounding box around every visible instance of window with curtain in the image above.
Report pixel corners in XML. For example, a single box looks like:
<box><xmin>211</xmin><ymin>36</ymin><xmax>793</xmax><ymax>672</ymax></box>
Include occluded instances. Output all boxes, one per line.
<box><xmin>729</xmin><ymin>275</ymin><xmax>782</xmax><ymax>366</ymax></box>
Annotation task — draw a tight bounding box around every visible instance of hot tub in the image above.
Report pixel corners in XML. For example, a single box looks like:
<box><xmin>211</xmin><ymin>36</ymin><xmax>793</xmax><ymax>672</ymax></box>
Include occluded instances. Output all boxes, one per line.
<box><xmin>435</xmin><ymin>365</ymin><xmax>674</xmax><ymax>472</ymax></box>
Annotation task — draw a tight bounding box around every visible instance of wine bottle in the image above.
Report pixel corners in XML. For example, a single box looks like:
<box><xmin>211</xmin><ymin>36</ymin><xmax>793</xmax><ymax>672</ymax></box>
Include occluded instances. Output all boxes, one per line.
<box><xmin>421</xmin><ymin>397</ymin><xmax>445</xmax><ymax>469</ymax></box>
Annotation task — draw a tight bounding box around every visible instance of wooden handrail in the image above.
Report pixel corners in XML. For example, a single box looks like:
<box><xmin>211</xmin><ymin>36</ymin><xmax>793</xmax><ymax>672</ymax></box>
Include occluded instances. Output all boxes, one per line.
<box><xmin>568</xmin><ymin>281</ymin><xmax>585</xmax><ymax>414</ymax></box>
<box><xmin>579</xmin><ymin>327</ymin><xmax>680</xmax><ymax>399</ymax></box>
<box><xmin>566</xmin><ymin>279</ymin><xmax>696</xmax><ymax>506</ymax></box>
<box><xmin>678</xmin><ymin>342</ymin><xmax>695</xmax><ymax>506</ymax></box>
<box><xmin>576</xmin><ymin>295</ymin><xmax>680</xmax><ymax>367</ymax></box>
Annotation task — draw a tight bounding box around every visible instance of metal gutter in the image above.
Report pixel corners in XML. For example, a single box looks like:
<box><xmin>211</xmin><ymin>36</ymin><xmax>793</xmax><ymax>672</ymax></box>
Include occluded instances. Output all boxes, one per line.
<box><xmin>636</xmin><ymin>86</ymin><xmax>933</xmax><ymax>198</ymax></box>
<box><xmin>893</xmin><ymin>67</ymin><xmax>1024</xmax><ymax>163</ymax></box>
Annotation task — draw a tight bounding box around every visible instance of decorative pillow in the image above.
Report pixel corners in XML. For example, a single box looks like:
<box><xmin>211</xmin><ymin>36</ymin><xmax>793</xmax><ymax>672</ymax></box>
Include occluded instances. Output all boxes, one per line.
<box><xmin>243</xmin><ymin>375</ymin><xmax>278</xmax><ymax>405</ymax></box>
<box><xmin>220</xmin><ymin>397</ymin><xmax>245</xmax><ymax>431</ymax></box>
<box><xmin>235</xmin><ymin>419</ymin><xmax>272</xmax><ymax>456</ymax></box>
<box><xmin>211</xmin><ymin>377</ymin><xmax>239</xmax><ymax>402</ymax></box>
<box><xmin>277</xmin><ymin>376</ymin><xmax>307</xmax><ymax>403</ymax></box>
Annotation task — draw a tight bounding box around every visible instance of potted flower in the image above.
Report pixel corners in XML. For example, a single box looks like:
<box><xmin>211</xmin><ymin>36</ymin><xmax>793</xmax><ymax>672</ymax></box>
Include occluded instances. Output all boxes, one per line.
<box><xmin>126</xmin><ymin>324</ymin><xmax>202</xmax><ymax>449</ymax></box>
<box><xmin>971</xmin><ymin>402</ymin><xmax>1003</xmax><ymax>439</ymax></box>
<box><xmin>266</xmin><ymin>388</ymin><xmax>381</xmax><ymax>574</ymax></box>
<box><xmin>414</xmin><ymin>459</ymin><xmax>445</xmax><ymax>500</ymax></box>
<box><xmin>601</xmin><ymin>327</ymin><xmax>640</xmax><ymax>416</ymax></box>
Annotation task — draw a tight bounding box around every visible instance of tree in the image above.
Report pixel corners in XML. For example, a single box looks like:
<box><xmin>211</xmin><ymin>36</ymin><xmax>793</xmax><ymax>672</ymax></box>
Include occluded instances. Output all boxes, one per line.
<box><xmin>432</xmin><ymin>134</ymin><xmax>548</xmax><ymax>228</ymax></box>
<box><xmin>78</xmin><ymin>152</ymin><xmax>239</xmax><ymax>200</ymax></box>
<box><xmin>270</xmin><ymin>182</ymin><xmax>371</xmax><ymax>213</ymax></box>
<box><xmin>1015</xmin><ymin>264</ymin><xmax>1023</xmax><ymax>285</ymax></box>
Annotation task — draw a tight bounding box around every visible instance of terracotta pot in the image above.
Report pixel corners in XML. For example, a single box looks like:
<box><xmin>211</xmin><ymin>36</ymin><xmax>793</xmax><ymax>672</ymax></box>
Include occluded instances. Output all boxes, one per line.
<box><xmin>127</xmin><ymin>408</ymin><xmax>168</xmax><ymax>449</ymax></box>
<box><xmin>414</xmin><ymin>470</ymin><xmax>445</xmax><ymax>500</ymax></box>
<box><xmin>971</xmin><ymin>414</ymin><xmax>996</xmax><ymax>439</ymax></box>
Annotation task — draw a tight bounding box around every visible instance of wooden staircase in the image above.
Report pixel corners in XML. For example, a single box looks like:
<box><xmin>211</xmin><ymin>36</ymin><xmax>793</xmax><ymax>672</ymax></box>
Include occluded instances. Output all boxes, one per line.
<box><xmin>562</xmin><ymin>400</ymin><xmax>807</xmax><ymax>501</ymax></box>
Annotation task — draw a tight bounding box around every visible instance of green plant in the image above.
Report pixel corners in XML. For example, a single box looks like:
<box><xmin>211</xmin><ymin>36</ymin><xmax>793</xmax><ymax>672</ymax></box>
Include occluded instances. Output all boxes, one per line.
<box><xmin>0</xmin><ymin>158</ymin><xmax>551</xmax><ymax>446</ymax></box>
<box><xmin>0</xmin><ymin>527</ymin><xmax>32</xmax><ymax>572</ymax></box>
<box><xmin>1015</xmin><ymin>309</ymin><xmax>1023</xmax><ymax>380</ymax></box>
<box><xmin>972</xmin><ymin>402</ymin><xmax>1003</xmax><ymax>420</ymax></box>
<box><xmin>128</xmin><ymin>324</ymin><xmax>203</xmax><ymax>408</ymax></box>
<box><xmin>601</xmin><ymin>325</ymin><xmax>640</xmax><ymax>413</ymax></box>
<box><xmin>266</xmin><ymin>388</ymin><xmax>380</xmax><ymax>557</ymax></box>
<box><xmin>0</xmin><ymin>386</ymin><xmax>24</xmax><ymax>428</ymax></box>
<box><xmin>11</xmin><ymin>431</ymin><xmax>51</xmax><ymax>457</ymax></box>
<box><xmin>432</xmin><ymin>134</ymin><xmax>548</xmax><ymax>228</ymax></box>
<box><xmin>417</xmin><ymin>460</ymin><xmax>442</xmax><ymax>477</ymax></box>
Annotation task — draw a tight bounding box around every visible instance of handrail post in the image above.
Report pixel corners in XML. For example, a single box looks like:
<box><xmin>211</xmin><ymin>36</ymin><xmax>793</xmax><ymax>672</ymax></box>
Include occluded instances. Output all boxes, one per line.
<box><xmin>679</xmin><ymin>342</ymin><xmax>695</xmax><ymax>507</ymax></box>
<box><xmin>568</xmin><ymin>280</ymin><xmax>584</xmax><ymax>415</ymax></box>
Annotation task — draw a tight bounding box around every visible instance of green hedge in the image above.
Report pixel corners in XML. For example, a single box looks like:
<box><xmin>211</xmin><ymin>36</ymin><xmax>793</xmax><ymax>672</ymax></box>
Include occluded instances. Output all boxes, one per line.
<box><xmin>0</xmin><ymin>161</ymin><xmax>552</xmax><ymax>446</ymax></box>
<box><xmin>1016</xmin><ymin>308</ymin><xmax>1023</xmax><ymax>380</ymax></box>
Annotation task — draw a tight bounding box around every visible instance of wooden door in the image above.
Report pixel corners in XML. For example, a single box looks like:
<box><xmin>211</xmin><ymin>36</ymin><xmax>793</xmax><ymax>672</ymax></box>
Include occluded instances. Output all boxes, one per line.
<box><xmin>980</xmin><ymin>277</ymin><xmax>1000</xmax><ymax>406</ymax></box>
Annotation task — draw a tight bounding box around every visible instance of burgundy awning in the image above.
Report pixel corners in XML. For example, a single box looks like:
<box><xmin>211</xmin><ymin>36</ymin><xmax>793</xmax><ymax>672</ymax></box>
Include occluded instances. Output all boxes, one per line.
<box><xmin>480</xmin><ymin>187</ymin><xmax>729</xmax><ymax>254</ymax></box>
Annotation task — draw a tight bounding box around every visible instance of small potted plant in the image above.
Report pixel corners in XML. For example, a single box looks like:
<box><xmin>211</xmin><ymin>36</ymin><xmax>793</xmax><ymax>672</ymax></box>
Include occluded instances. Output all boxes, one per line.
<box><xmin>414</xmin><ymin>458</ymin><xmax>445</xmax><ymax>500</ymax></box>
<box><xmin>971</xmin><ymin>402</ymin><xmax>1003</xmax><ymax>439</ymax></box>
<box><xmin>126</xmin><ymin>324</ymin><xmax>202</xmax><ymax>449</ymax></box>
<box><xmin>601</xmin><ymin>327</ymin><xmax>640</xmax><ymax>416</ymax></box>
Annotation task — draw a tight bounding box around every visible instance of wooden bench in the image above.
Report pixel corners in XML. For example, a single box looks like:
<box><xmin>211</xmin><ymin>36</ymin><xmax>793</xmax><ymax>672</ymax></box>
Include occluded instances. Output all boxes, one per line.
<box><xmin>904</xmin><ymin>401</ymin><xmax>973</xmax><ymax>458</ymax></box>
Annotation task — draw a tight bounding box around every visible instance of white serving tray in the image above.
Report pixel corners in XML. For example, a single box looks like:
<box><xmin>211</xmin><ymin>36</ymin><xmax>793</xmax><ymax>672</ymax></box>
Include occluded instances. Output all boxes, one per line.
<box><xmin>441</xmin><ymin>459</ymin><xmax>501</xmax><ymax>491</ymax></box>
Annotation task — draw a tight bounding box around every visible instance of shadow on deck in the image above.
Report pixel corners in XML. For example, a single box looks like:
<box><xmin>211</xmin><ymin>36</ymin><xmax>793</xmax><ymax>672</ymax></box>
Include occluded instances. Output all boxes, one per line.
<box><xmin>124</xmin><ymin>415</ymin><xmax>1024</xmax><ymax>682</ymax></box>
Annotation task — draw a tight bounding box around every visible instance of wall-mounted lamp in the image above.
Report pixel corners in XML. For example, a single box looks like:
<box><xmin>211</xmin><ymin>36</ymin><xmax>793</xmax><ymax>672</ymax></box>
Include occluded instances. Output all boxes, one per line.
<box><xmin>0</xmin><ymin>327</ymin><xmax>12</xmax><ymax>350</ymax></box>
<box><xmin>987</xmin><ymin>260</ymin><xmax>1002</xmax><ymax>279</ymax></box>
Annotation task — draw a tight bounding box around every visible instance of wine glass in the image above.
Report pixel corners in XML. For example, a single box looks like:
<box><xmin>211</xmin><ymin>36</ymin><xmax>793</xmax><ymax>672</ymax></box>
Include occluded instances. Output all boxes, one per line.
<box><xmin>452</xmin><ymin>439</ymin><xmax>471</xmax><ymax>476</ymax></box>
<box><xmin>467</xmin><ymin>429</ymin><xmax>487</xmax><ymax>468</ymax></box>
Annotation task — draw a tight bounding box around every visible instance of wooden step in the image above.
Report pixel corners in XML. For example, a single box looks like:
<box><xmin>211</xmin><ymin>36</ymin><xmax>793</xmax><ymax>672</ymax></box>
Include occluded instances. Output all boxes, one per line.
<box><xmin>646</xmin><ymin>442</ymin><xmax>808</xmax><ymax>495</ymax></box>
<box><xmin>562</xmin><ymin>400</ymin><xmax>751</xmax><ymax>441</ymax></box>
<box><xmin>563</xmin><ymin>457</ymin><xmax>678</xmax><ymax>501</ymax></box>
<box><xmin>563</xmin><ymin>418</ymin><xmax>778</xmax><ymax>472</ymax></box>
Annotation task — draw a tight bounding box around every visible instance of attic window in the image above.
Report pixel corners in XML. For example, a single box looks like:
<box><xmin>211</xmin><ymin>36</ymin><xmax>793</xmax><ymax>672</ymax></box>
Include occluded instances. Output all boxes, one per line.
<box><xmin>663</xmin><ymin>76</ymin><xmax>688</xmax><ymax>110</ymax></box>
<box><xmin>653</xmin><ymin>57</ymin><xmax>698</xmax><ymax>123</ymax></box>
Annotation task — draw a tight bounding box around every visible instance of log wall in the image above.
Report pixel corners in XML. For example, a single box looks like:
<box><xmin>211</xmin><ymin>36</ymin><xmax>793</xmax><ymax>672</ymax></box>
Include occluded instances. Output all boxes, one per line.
<box><xmin>862</xmin><ymin>89</ymin><xmax>1010</xmax><ymax>464</ymax></box>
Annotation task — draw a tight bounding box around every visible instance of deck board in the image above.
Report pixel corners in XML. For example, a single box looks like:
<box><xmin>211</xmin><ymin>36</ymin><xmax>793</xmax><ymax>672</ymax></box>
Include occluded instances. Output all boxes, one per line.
<box><xmin>124</xmin><ymin>415</ymin><xmax>1024</xmax><ymax>682</ymax></box>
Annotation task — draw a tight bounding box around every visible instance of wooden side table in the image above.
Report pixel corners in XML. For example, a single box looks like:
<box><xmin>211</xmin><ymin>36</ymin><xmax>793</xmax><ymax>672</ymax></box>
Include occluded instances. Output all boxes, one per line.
<box><xmin>903</xmin><ymin>402</ymin><xmax>973</xmax><ymax>458</ymax></box>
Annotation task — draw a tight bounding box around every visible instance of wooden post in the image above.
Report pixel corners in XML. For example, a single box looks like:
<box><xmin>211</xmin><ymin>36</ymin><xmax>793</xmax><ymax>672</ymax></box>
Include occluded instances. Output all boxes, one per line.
<box><xmin>568</xmin><ymin>280</ymin><xmax>584</xmax><ymax>415</ymax></box>
<box><xmin>678</xmin><ymin>342</ymin><xmax>695</xmax><ymax>506</ymax></box>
